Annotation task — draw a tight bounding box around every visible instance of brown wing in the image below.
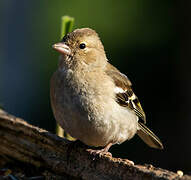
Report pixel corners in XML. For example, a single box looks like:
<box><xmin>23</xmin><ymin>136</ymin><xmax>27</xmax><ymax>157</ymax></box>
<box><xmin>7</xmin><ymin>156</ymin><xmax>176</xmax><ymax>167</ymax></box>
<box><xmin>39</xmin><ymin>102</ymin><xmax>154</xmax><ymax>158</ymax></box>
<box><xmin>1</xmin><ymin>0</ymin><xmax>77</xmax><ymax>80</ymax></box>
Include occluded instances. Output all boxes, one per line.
<box><xmin>105</xmin><ymin>63</ymin><xmax>146</xmax><ymax>123</ymax></box>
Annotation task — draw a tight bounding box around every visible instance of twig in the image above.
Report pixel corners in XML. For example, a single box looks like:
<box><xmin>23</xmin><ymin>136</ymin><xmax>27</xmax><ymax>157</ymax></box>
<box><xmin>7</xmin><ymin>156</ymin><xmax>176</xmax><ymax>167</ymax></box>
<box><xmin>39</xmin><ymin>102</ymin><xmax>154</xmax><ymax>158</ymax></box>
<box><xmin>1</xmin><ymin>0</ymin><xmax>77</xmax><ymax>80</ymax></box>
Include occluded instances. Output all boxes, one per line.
<box><xmin>56</xmin><ymin>15</ymin><xmax>74</xmax><ymax>138</ymax></box>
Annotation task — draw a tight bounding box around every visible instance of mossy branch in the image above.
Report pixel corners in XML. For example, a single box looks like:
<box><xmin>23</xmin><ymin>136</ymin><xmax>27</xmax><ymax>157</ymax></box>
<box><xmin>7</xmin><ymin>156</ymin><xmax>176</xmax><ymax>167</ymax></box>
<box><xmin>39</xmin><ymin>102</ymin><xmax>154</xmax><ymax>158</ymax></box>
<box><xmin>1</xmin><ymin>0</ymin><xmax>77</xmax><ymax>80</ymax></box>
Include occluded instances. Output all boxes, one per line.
<box><xmin>0</xmin><ymin>109</ymin><xmax>190</xmax><ymax>179</ymax></box>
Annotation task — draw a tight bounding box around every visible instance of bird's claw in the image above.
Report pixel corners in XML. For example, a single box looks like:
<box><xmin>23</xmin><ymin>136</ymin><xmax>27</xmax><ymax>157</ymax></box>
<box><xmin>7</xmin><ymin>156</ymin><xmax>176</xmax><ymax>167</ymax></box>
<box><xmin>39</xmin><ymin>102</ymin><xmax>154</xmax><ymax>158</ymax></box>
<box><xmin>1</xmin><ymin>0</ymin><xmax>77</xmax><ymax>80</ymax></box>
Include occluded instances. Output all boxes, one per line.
<box><xmin>87</xmin><ymin>149</ymin><xmax>112</xmax><ymax>157</ymax></box>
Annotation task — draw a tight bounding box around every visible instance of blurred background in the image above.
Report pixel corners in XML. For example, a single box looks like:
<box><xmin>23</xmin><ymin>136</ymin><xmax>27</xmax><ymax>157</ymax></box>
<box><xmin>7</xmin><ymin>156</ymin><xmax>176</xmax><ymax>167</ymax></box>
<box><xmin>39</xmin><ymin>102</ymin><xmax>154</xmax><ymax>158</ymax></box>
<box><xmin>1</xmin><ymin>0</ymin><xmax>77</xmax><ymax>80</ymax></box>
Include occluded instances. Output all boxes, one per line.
<box><xmin>1</xmin><ymin>0</ymin><xmax>191</xmax><ymax>174</ymax></box>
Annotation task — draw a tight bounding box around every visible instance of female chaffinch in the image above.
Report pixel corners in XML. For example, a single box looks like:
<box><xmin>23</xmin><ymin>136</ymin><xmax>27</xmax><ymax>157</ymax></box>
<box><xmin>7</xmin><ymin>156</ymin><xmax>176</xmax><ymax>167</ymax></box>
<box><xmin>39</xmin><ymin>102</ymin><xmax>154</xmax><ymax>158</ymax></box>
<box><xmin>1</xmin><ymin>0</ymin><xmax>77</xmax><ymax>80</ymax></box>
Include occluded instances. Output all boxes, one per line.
<box><xmin>51</xmin><ymin>28</ymin><xmax>163</xmax><ymax>158</ymax></box>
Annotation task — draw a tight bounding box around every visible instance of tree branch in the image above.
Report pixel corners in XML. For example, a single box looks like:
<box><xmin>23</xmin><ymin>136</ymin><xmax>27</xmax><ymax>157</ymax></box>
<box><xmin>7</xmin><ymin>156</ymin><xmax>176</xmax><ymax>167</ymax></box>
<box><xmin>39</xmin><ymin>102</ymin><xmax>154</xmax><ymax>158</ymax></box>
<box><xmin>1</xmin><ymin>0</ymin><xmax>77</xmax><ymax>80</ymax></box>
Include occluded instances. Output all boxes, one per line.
<box><xmin>0</xmin><ymin>109</ymin><xmax>190</xmax><ymax>180</ymax></box>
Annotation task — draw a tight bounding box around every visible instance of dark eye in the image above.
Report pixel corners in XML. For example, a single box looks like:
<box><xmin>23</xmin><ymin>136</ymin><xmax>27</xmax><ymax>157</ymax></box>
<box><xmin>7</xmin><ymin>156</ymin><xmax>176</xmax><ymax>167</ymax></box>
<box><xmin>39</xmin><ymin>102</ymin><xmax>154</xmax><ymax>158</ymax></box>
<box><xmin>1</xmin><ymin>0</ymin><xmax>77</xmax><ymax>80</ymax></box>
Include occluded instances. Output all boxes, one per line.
<box><xmin>79</xmin><ymin>43</ymin><xmax>86</xmax><ymax>49</ymax></box>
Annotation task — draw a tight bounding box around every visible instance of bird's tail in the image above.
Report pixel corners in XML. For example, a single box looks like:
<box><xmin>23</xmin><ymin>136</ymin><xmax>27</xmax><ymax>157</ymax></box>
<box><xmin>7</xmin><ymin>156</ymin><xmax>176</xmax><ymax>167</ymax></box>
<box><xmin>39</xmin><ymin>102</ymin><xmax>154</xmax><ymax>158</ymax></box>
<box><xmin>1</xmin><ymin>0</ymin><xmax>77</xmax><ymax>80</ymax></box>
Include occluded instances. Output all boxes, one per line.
<box><xmin>137</xmin><ymin>122</ymin><xmax>163</xmax><ymax>149</ymax></box>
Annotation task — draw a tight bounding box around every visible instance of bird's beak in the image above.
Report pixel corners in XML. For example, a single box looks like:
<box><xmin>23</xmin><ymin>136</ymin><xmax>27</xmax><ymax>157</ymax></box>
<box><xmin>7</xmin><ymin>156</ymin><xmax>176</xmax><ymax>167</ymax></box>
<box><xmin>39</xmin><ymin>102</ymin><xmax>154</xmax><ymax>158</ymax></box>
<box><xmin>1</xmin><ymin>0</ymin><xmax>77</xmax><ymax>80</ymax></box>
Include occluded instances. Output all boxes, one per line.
<box><xmin>52</xmin><ymin>42</ymin><xmax>71</xmax><ymax>55</ymax></box>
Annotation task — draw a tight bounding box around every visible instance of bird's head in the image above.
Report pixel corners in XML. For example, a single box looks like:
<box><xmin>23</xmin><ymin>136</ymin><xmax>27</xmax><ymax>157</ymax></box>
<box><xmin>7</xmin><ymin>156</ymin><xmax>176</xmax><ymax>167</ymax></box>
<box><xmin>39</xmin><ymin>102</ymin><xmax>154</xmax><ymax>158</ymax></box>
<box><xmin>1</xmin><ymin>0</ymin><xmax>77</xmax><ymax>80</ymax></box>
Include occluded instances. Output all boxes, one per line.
<box><xmin>52</xmin><ymin>28</ymin><xmax>107</xmax><ymax>69</ymax></box>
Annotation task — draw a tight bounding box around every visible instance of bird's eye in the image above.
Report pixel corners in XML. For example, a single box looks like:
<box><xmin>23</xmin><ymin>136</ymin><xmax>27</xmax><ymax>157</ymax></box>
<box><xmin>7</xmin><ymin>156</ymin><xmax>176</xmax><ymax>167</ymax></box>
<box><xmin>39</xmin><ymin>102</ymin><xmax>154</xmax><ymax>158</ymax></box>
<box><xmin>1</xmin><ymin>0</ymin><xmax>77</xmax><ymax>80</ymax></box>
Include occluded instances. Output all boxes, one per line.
<box><xmin>79</xmin><ymin>43</ymin><xmax>86</xmax><ymax>49</ymax></box>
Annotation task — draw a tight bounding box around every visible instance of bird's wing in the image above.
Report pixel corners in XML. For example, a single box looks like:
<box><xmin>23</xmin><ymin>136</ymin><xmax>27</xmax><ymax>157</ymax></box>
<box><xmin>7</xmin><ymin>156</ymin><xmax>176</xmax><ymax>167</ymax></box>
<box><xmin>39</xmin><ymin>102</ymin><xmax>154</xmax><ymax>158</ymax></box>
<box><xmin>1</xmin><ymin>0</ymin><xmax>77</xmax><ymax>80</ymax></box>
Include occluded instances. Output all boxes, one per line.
<box><xmin>105</xmin><ymin>63</ymin><xmax>146</xmax><ymax>123</ymax></box>
<box><xmin>105</xmin><ymin>63</ymin><xmax>164</xmax><ymax>149</ymax></box>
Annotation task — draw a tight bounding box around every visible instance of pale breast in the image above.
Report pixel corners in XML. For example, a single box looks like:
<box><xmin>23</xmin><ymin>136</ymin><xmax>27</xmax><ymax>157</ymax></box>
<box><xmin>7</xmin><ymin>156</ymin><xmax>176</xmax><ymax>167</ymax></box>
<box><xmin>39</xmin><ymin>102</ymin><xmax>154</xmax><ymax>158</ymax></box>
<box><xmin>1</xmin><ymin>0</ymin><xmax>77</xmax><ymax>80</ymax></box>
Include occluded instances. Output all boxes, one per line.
<box><xmin>50</xmin><ymin>69</ymin><xmax>138</xmax><ymax>147</ymax></box>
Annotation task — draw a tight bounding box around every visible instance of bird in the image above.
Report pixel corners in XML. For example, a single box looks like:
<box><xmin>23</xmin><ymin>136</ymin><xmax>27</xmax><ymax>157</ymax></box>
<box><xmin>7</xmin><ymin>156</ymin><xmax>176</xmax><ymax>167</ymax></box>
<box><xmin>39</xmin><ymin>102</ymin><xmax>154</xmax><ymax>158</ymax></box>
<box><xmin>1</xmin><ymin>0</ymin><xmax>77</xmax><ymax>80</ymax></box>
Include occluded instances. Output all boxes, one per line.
<box><xmin>50</xmin><ymin>28</ymin><xmax>163</xmax><ymax>157</ymax></box>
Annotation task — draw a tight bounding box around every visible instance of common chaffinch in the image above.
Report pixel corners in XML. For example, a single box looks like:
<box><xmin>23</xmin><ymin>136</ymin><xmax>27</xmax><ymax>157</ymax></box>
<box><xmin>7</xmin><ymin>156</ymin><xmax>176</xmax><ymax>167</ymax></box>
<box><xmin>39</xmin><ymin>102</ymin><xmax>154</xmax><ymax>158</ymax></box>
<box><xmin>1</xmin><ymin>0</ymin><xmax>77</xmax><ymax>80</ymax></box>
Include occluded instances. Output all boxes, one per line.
<box><xmin>51</xmin><ymin>28</ymin><xmax>163</xmax><ymax>157</ymax></box>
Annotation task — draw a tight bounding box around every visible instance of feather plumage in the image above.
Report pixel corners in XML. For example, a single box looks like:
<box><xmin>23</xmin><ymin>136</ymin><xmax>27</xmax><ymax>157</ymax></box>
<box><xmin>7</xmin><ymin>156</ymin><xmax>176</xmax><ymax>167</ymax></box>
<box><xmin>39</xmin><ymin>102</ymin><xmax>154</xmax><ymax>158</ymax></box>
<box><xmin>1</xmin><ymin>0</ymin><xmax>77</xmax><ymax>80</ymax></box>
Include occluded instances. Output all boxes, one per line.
<box><xmin>105</xmin><ymin>63</ymin><xmax>146</xmax><ymax>124</ymax></box>
<box><xmin>105</xmin><ymin>63</ymin><xmax>163</xmax><ymax>149</ymax></box>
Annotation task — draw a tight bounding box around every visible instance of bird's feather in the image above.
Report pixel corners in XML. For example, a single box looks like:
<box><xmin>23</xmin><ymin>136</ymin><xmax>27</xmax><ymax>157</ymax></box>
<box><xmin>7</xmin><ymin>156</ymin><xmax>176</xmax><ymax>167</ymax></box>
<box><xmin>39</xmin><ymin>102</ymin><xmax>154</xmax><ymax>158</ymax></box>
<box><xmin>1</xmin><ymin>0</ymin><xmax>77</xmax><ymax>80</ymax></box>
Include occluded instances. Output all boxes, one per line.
<box><xmin>105</xmin><ymin>63</ymin><xmax>146</xmax><ymax>124</ymax></box>
<box><xmin>105</xmin><ymin>63</ymin><xmax>163</xmax><ymax>149</ymax></box>
<box><xmin>137</xmin><ymin>122</ymin><xmax>163</xmax><ymax>149</ymax></box>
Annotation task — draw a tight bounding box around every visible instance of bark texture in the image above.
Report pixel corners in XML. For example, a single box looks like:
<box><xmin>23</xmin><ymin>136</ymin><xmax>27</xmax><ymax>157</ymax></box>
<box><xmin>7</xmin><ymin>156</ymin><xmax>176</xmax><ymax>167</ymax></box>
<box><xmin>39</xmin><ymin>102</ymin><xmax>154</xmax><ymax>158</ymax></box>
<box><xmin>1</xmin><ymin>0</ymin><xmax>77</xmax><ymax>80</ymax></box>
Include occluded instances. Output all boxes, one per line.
<box><xmin>0</xmin><ymin>109</ymin><xmax>190</xmax><ymax>180</ymax></box>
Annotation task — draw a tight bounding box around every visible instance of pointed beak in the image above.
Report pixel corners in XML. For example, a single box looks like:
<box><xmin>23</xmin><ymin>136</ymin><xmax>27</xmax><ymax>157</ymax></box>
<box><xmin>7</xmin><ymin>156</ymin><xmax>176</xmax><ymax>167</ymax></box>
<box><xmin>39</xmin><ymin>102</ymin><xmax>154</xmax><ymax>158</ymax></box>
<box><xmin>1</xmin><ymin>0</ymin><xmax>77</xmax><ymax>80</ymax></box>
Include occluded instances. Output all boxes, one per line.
<box><xmin>52</xmin><ymin>42</ymin><xmax>71</xmax><ymax>55</ymax></box>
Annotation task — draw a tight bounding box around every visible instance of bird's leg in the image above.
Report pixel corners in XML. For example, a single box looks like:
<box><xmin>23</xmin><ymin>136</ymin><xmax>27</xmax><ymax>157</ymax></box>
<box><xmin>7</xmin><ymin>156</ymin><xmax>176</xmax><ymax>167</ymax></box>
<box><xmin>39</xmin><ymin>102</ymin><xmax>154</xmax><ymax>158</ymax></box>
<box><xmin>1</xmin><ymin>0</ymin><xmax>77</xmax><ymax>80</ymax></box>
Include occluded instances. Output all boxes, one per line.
<box><xmin>87</xmin><ymin>143</ymin><xmax>113</xmax><ymax>157</ymax></box>
<box><xmin>87</xmin><ymin>143</ymin><xmax>134</xmax><ymax>165</ymax></box>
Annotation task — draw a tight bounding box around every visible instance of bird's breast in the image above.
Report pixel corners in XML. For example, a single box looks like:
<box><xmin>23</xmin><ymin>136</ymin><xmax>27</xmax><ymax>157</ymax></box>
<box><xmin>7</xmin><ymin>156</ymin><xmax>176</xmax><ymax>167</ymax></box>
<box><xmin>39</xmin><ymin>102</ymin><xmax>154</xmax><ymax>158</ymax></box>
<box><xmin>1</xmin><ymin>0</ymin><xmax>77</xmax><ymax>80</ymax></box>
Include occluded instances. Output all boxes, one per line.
<box><xmin>50</xmin><ymin>69</ymin><xmax>138</xmax><ymax>147</ymax></box>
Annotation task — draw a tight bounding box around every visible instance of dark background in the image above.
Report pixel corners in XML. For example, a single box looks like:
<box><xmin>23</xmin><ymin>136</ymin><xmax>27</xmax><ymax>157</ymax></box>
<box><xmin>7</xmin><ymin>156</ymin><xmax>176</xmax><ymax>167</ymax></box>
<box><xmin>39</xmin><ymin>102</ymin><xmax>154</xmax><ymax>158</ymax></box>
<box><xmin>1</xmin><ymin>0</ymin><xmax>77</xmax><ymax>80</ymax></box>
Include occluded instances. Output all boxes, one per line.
<box><xmin>1</xmin><ymin>0</ymin><xmax>191</xmax><ymax>174</ymax></box>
